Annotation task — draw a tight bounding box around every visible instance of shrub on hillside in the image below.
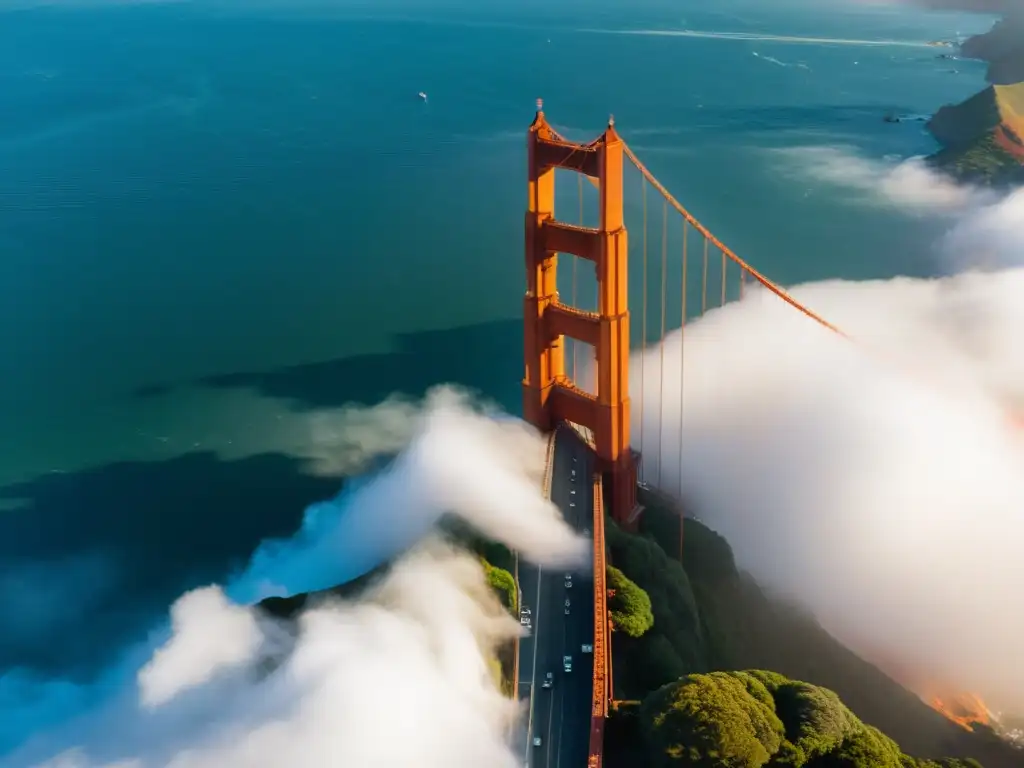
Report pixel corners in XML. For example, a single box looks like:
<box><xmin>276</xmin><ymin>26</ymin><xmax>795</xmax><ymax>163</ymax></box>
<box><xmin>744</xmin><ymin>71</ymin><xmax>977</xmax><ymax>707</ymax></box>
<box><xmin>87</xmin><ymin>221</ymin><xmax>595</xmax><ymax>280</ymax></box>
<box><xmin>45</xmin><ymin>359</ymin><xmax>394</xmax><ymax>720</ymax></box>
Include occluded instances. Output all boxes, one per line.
<box><xmin>640</xmin><ymin>671</ymin><xmax>785</xmax><ymax>768</ymax></box>
<box><xmin>608</xmin><ymin>565</ymin><xmax>654</xmax><ymax>638</ymax></box>
<box><xmin>481</xmin><ymin>558</ymin><xmax>516</xmax><ymax>614</ymax></box>
<box><xmin>636</xmin><ymin>671</ymin><xmax>989</xmax><ymax>768</ymax></box>
<box><xmin>605</xmin><ymin>516</ymin><xmax>709</xmax><ymax>697</ymax></box>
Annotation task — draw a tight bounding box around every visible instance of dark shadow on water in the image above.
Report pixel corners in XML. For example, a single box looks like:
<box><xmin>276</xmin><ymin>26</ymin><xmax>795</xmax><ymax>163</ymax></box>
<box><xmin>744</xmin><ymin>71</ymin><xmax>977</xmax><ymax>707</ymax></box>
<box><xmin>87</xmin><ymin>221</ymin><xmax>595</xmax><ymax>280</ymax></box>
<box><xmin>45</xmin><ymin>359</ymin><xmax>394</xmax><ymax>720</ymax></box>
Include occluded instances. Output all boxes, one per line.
<box><xmin>1</xmin><ymin>319</ymin><xmax>523</xmax><ymax>680</ymax></box>
<box><xmin>0</xmin><ymin>451</ymin><xmax>339</xmax><ymax>680</ymax></box>
<box><xmin>130</xmin><ymin>382</ymin><xmax>173</xmax><ymax>399</ymax></box>
<box><xmin>199</xmin><ymin>318</ymin><xmax>524</xmax><ymax>412</ymax></box>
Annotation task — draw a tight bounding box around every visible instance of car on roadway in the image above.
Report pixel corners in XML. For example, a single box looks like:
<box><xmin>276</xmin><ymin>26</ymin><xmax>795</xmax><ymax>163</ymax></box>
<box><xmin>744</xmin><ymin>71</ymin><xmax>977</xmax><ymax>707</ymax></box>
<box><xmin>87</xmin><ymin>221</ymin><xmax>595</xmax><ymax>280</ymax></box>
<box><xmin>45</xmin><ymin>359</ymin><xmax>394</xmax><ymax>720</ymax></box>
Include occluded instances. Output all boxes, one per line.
<box><xmin>583</xmin><ymin>527</ymin><xmax>590</xmax><ymax>537</ymax></box>
<box><xmin>581</xmin><ymin>644</ymin><xmax>593</xmax><ymax>653</ymax></box>
<box><xmin>542</xmin><ymin>672</ymin><xmax>553</xmax><ymax>689</ymax></box>
<box><xmin>533</xmin><ymin>736</ymin><xmax>542</xmax><ymax>747</ymax></box>
<box><xmin>520</xmin><ymin>607</ymin><xmax>531</xmax><ymax>626</ymax></box>
<box><xmin>564</xmin><ymin>598</ymin><xmax>571</xmax><ymax>615</ymax></box>
<box><xmin>564</xmin><ymin>573</ymin><xmax>572</xmax><ymax>588</ymax></box>
<box><xmin>563</xmin><ymin>655</ymin><xmax>572</xmax><ymax>672</ymax></box>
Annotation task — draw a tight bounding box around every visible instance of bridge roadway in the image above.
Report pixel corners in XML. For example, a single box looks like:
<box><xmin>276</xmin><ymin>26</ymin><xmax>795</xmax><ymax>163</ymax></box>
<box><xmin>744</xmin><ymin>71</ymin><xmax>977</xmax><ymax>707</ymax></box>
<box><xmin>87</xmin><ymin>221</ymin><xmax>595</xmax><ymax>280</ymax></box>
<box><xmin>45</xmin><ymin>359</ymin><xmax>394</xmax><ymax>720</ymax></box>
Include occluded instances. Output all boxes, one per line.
<box><xmin>517</xmin><ymin>428</ymin><xmax>595</xmax><ymax>768</ymax></box>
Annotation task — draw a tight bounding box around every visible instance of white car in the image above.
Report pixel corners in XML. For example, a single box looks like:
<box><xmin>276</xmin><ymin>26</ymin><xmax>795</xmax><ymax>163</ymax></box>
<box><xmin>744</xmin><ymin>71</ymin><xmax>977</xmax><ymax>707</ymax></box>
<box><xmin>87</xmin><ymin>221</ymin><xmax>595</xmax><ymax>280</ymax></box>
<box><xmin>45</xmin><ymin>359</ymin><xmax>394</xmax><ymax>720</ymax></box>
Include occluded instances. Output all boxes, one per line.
<box><xmin>564</xmin><ymin>573</ymin><xmax>572</xmax><ymax>588</ymax></box>
<box><xmin>581</xmin><ymin>644</ymin><xmax>593</xmax><ymax>653</ymax></box>
<box><xmin>564</xmin><ymin>598</ymin><xmax>571</xmax><ymax>615</ymax></box>
<box><xmin>563</xmin><ymin>655</ymin><xmax>572</xmax><ymax>672</ymax></box>
<box><xmin>533</xmin><ymin>736</ymin><xmax>542</xmax><ymax>747</ymax></box>
<box><xmin>542</xmin><ymin>672</ymin><xmax>553</xmax><ymax>689</ymax></box>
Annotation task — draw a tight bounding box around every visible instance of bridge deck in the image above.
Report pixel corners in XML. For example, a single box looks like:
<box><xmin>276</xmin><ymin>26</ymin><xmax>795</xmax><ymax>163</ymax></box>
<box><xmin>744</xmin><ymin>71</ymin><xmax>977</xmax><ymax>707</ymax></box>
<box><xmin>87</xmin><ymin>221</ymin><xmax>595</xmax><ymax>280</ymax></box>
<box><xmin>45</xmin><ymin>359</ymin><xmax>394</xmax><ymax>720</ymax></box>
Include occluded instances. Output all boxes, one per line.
<box><xmin>517</xmin><ymin>426</ymin><xmax>598</xmax><ymax>767</ymax></box>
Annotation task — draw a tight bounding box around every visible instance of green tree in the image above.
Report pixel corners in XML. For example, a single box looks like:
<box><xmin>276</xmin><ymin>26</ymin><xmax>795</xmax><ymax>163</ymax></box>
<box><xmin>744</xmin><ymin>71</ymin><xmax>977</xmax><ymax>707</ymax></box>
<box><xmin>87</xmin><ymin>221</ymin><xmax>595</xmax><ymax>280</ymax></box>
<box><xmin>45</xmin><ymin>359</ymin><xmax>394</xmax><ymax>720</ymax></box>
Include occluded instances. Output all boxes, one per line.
<box><xmin>608</xmin><ymin>565</ymin><xmax>655</xmax><ymax>638</ymax></box>
<box><xmin>634</xmin><ymin>671</ymin><xmax>990</xmax><ymax>768</ymax></box>
<box><xmin>641</xmin><ymin>671</ymin><xmax>785</xmax><ymax>768</ymax></box>
<box><xmin>605</xmin><ymin>515</ymin><xmax>709</xmax><ymax>697</ymax></box>
<box><xmin>481</xmin><ymin>558</ymin><xmax>516</xmax><ymax>614</ymax></box>
<box><xmin>807</xmin><ymin>724</ymin><xmax>905</xmax><ymax>768</ymax></box>
<box><xmin>771</xmin><ymin>681</ymin><xmax>862</xmax><ymax>765</ymax></box>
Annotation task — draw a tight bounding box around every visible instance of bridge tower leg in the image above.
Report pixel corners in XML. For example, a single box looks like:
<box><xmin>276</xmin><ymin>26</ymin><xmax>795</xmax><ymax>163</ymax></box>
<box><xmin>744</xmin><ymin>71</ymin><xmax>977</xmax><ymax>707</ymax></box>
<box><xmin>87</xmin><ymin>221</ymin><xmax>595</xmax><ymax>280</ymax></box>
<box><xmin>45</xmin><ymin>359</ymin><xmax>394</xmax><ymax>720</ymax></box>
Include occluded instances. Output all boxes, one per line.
<box><xmin>522</xmin><ymin>110</ymin><xmax>562</xmax><ymax>433</ymax></box>
<box><xmin>522</xmin><ymin>104</ymin><xmax>639</xmax><ymax>526</ymax></box>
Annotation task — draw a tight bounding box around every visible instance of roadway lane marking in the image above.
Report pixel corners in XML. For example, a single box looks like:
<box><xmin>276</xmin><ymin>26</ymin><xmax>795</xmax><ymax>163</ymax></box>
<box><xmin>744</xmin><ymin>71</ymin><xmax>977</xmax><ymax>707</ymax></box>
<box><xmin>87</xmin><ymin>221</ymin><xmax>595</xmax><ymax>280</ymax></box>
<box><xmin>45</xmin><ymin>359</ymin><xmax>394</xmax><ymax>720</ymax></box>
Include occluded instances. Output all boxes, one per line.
<box><xmin>544</xmin><ymin>572</ymin><xmax>559</xmax><ymax>768</ymax></box>
<box><xmin>555</xmin><ymin>683</ymin><xmax>567</xmax><ymax>768</ymax></box>
<box><xmin>553</xmin><ymin>585</ymin><xmax>570</xmax><ymax>768</ymax></box>
<box><xmin>524</xmin><ymin>564</ymin><xmax>544</xmax><ymax>762</ymax></box>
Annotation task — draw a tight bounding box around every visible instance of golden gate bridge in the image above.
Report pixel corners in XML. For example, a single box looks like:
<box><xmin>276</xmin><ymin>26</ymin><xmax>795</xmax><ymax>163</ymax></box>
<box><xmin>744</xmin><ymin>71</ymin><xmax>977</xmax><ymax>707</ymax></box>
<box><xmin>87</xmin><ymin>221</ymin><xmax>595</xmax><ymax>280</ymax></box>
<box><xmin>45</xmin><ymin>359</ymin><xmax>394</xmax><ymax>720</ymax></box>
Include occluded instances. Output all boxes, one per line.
<box><xmin>517</xmin><ymin>99</ymin><xmax>854</xmax><ymax>767</ymax></box>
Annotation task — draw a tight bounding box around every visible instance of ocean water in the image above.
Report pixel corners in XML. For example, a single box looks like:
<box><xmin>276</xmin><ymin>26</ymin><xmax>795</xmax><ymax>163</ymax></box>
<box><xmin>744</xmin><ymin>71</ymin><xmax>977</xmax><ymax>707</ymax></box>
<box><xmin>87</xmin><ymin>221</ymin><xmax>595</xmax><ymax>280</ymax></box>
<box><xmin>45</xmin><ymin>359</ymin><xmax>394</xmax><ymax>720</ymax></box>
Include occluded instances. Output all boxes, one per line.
<box><xmin>0</xmin><ymin>0</ymin><xmax>995</xmax><ymax>708</ymax></box>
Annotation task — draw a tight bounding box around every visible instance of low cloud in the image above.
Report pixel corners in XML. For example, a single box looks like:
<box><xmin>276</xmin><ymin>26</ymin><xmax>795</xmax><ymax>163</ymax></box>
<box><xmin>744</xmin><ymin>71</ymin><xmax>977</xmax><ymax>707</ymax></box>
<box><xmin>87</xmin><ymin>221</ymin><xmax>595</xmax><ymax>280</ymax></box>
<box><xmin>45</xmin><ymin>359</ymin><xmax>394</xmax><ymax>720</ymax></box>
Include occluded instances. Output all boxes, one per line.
<box><xmin>4</xmin><ymin>387</ymin><xmax>588</xmax><ymax>767</ymax></box>
<box><xmin>775</xmin><ymin>144</ymin><xmax>1022</xmax><ymax>271</ymax></box>
<box><xmin>627</xmin><ymin>261</ymin><xmax>1024</xmax><ymax>713</ymax></box>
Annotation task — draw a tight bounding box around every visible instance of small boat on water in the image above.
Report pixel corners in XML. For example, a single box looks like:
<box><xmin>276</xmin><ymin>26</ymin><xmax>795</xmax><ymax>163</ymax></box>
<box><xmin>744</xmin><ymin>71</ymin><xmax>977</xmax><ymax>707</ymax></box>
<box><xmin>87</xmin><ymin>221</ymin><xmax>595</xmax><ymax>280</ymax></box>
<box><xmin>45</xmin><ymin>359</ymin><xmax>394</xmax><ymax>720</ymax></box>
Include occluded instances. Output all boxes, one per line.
<box><xmin>418</xmin><ymin>91</ymin><xmax>428</xmax><ymax>102</ymax></box>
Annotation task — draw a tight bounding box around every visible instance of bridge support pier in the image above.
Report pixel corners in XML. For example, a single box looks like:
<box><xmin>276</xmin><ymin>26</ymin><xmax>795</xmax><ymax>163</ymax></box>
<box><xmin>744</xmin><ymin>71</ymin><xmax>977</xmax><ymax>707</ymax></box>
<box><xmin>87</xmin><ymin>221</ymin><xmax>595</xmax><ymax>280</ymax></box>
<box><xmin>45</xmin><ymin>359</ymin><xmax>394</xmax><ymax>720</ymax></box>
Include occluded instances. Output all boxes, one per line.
<box><xmin>521</xmin><ymin>104</ymin><xmax>641</xmax><ymax>527</ymax></box>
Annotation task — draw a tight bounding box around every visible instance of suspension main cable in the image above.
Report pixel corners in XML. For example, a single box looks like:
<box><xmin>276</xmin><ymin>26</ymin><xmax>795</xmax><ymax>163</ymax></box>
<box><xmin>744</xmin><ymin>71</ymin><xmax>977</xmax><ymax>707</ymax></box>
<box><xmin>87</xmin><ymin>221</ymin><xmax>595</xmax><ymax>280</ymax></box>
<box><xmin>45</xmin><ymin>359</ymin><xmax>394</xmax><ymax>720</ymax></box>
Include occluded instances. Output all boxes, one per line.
<box><xmin>622</xmin><ymin>141</ymin><xmax>847</xmax><ymax>337</ymax></box>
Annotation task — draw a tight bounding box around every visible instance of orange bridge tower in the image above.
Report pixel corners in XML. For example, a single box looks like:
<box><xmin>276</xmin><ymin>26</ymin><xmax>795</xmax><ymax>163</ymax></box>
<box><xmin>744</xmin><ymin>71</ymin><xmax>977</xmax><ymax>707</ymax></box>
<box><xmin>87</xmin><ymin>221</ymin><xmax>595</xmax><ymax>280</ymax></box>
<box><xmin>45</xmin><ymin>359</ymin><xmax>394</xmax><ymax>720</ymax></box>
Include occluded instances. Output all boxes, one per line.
<box><xmin>522</xmin><ymin>101</ymin><xmax>639</xmax><ymax>525</ymax></box>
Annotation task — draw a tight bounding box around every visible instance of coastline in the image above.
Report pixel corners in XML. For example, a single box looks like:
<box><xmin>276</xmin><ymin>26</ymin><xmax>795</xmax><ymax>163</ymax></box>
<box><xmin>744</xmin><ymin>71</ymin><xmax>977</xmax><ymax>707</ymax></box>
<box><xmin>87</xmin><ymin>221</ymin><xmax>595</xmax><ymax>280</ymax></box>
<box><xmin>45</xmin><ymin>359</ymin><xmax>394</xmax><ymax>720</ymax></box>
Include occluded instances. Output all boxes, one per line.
<box><xmin>924</xmin><ymin>8</ymin><xmax>1024</xmax><ymax>185</ymax></box>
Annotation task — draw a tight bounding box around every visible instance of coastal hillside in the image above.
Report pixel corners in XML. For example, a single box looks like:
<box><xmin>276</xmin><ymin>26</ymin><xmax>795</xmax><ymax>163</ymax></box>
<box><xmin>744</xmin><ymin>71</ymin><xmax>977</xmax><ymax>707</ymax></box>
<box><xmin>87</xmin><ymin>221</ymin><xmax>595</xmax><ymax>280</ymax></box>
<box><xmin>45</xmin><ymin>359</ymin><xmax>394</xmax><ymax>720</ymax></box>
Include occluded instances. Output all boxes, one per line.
<box><xmin>959</xmin><ymin>9</ymin><xmax>1024</xmax><ymax>85</ymax></box>
<box><xmin>927</xmin><ymin>82</ymin><xmax>1024</xmax><ymax>183</ymax></box>
<box><xmin>926</xmin><ymin>6</ymin><xmax>1024</xmax><ymax>184</ymax></box>
<box><xmin>603</xmin><ymin>489</ymin><xmax>1024</xmax><ymax>767</ymax></box>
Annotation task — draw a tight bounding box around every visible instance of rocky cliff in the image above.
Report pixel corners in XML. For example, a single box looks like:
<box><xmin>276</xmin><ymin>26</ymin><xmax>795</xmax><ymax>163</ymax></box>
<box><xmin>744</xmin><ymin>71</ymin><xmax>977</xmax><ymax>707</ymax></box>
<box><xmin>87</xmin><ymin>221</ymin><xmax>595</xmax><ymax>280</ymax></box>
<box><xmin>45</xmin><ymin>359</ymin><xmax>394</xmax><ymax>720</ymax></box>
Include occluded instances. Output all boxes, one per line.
<box><xmin>925</xmin><ymin>4</ymin><xmax>1024</xmax><ymax>184</ymax></box>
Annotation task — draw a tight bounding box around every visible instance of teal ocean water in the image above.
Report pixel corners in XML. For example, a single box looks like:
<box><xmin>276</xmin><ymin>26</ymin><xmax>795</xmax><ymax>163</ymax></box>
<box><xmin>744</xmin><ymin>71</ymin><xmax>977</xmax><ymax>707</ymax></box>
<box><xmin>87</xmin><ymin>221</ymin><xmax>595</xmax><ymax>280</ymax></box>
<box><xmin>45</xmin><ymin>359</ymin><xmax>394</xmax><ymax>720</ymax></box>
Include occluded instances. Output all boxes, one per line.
<box><xmin>0</xmin><ymin>0</ymin><xmax>995</xmax><ymax>728</ymax></box>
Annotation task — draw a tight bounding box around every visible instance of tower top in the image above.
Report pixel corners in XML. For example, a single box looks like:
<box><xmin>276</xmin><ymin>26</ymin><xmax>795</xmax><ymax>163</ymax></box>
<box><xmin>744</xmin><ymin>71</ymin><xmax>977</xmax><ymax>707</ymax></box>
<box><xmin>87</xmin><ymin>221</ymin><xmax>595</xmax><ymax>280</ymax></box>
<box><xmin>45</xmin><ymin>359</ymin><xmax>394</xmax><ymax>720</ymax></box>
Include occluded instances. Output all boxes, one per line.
<box><xmin>536</xmin><ymin>98</ymin><xmax>544</xmax><ymax>114</ymax></box>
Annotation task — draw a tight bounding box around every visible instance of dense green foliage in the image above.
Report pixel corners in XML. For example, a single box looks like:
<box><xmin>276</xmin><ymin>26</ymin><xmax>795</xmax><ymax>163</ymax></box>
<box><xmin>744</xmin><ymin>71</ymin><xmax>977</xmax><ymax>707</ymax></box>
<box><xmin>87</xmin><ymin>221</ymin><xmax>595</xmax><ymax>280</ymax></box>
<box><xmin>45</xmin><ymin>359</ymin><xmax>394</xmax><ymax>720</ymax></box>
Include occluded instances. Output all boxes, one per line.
<box><xmin>605</xmin><ymin>512</ymin><xmax>709</xmax><ymax>696</ymax></box>
<box><xmin>482</xmin><ymin>557</ymin><xmax>517</xmax><ymax>614</ymax></box>
<box><xmin>608</xmin><ymin>565</ymin><xmax>654</xmax><ymax>638</ymax></box>
<box><xmin>637</xmin><ymin>670</ymin><xmax>987</xmax><ymax>768</ymax></box>
<box><xmin>642</xmin><ymin>671</ymin><xmax>785</xmax><ymax>767</ymax></box>
<box><xmin>929</xmin><ymin>133</ymin><xmax>1024</xmax><ymax>185</ymax></box>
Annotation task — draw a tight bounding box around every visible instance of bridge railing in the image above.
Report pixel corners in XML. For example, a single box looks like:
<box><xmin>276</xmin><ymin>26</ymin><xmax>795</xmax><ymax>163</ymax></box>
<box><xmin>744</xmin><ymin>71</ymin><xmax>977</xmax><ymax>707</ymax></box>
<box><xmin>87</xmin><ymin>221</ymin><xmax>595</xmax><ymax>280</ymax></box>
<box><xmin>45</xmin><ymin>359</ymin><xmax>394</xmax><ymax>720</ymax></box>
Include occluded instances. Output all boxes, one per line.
<box><xmin>588</xmin><ymin>475</ymin><xmax>609</xmax><ymax>767</ymax></box>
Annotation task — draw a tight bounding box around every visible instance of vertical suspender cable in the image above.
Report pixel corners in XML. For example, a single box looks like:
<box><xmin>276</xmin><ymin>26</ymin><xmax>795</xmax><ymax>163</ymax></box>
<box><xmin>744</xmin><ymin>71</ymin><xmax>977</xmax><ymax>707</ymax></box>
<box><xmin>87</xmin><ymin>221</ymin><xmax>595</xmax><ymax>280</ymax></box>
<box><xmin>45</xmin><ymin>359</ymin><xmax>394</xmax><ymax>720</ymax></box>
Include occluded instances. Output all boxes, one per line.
<box><xmin>720</xmin><ymin>248</ymin><xmax>727</xmax><ymax>307</ymax></box>
<box><xmin>640</xmin><ymin>175</ymin><xmax>647</xmax><ymax>481</ymax></box>
<box><xmin>701</xmin><ymin>238</ymin><xmax>709</xmax><ymax>316</ymax></box>
<box><xmin>679</xmin><ymin>219</ymin><xmax>688</xmax><ymax>504</ymax></box>
<box><xmin>658</xmin><ymin>199</ymin><xmax>667</xmax><ymax>489</ymax></box>
<box><xmin>573</xmin><ymin>173</ymin><xmax>582</xmax><ymax>385</ymax></box>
